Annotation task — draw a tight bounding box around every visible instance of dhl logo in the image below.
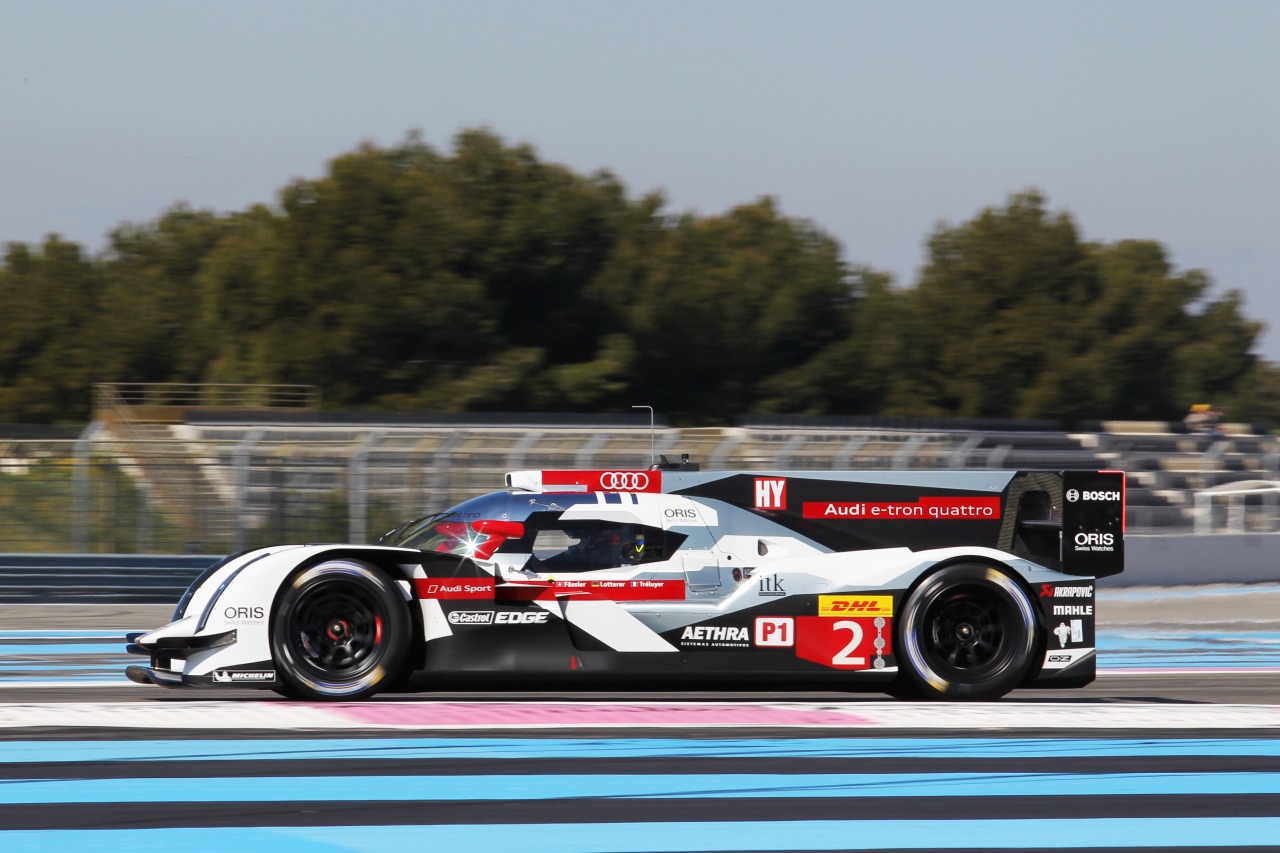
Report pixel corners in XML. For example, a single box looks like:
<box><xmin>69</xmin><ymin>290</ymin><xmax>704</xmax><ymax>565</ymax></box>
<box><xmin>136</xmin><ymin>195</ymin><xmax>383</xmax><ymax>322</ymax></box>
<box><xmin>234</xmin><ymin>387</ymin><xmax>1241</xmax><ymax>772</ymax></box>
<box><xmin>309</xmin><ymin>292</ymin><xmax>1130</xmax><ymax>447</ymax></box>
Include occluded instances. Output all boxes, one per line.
<box><xmin>819</xmin><ymin>595</ymin><xmax>894</xmax><ymax>617</ymax></box>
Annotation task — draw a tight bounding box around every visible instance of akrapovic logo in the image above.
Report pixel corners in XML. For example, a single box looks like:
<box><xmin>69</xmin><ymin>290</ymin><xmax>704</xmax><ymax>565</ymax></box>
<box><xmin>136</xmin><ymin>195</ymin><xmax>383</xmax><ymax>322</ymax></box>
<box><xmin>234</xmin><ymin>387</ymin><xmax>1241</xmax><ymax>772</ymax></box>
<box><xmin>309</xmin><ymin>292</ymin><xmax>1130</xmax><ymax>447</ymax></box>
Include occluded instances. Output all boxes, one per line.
<box><xmin>1039</xmin><ymin>585</ymin><xmax>1093</xmax><ymax>598</ymax></box>
<box><xmin>818</xmin><ymin>595</ymin><xmax>894</xmax><ymax>617</ymax></box>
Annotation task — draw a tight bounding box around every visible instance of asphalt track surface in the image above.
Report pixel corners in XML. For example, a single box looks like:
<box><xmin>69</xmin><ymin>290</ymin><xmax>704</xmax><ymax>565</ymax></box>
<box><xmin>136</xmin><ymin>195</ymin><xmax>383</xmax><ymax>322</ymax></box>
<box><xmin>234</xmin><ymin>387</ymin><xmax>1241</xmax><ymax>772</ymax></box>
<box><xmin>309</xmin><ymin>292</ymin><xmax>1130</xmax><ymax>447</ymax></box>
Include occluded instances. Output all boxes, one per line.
<box><xmin>1</xmin><ymin>585</ymin><xmax>1280</xmax><ymax>850</ymax></box>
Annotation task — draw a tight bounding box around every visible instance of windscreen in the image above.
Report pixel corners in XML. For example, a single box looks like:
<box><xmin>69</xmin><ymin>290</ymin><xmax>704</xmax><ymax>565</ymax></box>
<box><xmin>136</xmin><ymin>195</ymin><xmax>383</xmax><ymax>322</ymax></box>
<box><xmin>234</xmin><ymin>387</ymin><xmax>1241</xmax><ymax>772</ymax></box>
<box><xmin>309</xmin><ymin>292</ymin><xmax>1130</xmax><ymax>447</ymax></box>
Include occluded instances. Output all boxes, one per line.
<box><xmin>389</xmin><ymin>491</ymin><xmax>519</xmax><ymax>555</ymax></box>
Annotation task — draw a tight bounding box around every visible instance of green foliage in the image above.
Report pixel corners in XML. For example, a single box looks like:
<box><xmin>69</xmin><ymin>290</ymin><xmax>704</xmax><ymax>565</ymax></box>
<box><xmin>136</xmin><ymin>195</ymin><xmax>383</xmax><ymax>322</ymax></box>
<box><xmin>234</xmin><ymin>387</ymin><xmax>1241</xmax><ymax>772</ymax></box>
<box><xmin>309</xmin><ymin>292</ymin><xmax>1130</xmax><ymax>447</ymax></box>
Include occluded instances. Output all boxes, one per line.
<box><xmin>0</xmin><ymin>459</ymin><xmax>182</xmax><ymax>553</ymax></box>
<box><xmin>0</xmin><ymin>239</ymin><xmax>102</xmax><ymax>422</ymax></box>
<box><xmin>0</xmin><ymin>131</ymin><xmax>1275</xmax><ymax>426</ymax></box>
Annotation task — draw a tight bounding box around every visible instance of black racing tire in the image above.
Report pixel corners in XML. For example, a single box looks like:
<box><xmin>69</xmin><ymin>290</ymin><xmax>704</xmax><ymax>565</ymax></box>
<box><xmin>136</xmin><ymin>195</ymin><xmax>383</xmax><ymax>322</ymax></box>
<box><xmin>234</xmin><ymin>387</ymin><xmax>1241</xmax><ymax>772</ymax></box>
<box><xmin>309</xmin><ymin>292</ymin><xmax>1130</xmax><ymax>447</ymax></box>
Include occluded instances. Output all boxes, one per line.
<box><xmin>894</xmin><ymin>563</ymin><xmax>1037</xmax><ymax>701</ymax></box>
<box><xmin>270</xmin><ymin>560</ymin><xmax>409</xmax><ymax>701</ymax></box>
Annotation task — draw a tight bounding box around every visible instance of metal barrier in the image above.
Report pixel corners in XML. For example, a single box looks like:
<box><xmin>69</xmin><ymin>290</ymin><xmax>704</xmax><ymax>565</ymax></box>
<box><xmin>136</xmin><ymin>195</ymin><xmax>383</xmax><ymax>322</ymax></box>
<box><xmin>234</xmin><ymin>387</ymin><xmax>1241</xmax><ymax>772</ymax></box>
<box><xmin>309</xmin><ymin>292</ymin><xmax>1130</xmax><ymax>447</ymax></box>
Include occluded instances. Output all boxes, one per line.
<box><xmin>1</xmin><ymin>534</ymin><xmax>1275</xmax><ymax>605</ymax></box>
<box><xmin>0</xmin><ymin>554</ymin><xmax>218</xmax><ymax>604</ymax></box>
<box><xmin>2</xmin><ymin>421</ymin><xmax>1278</xmax><ymax>554</ymax></box>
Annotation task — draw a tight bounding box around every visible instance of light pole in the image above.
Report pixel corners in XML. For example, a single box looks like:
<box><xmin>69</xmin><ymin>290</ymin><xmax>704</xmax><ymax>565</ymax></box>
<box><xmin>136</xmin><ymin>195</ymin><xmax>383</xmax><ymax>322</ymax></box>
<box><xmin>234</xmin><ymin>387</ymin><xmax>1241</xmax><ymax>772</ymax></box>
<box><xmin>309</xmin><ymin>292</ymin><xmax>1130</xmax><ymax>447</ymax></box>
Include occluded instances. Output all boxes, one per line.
<box><xmin>632</xmin><ymin>405</ymin><xmax>654</xmax><ymax>468</ymax></box>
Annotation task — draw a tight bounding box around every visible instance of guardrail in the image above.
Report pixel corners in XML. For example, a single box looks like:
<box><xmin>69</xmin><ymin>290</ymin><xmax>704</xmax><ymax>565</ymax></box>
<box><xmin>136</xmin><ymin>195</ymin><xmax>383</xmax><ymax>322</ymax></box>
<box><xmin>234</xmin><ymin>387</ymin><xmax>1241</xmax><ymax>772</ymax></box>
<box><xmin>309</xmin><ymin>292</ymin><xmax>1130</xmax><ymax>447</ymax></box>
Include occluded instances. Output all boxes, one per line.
<box><xmin>1</xmin><ymin>534</ymin><xmax>1278</xmax><ymax>606</ymax></box>
<box><xmin>0</xmin><ymin>554</ymin><xmax>219</xmax><ymax>604</ymax></box>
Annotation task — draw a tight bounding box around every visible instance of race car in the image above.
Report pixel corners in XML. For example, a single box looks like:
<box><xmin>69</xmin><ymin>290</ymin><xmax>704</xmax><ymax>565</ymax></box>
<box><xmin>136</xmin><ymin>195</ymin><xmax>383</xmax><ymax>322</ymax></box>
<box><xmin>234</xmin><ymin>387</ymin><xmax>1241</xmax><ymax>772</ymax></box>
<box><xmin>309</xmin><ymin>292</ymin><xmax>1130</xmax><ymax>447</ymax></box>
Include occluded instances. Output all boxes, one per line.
<box><xmin>126</xmin><ymin>464</ymin><xmax>1125</xmax><ymax>701</ymax></box>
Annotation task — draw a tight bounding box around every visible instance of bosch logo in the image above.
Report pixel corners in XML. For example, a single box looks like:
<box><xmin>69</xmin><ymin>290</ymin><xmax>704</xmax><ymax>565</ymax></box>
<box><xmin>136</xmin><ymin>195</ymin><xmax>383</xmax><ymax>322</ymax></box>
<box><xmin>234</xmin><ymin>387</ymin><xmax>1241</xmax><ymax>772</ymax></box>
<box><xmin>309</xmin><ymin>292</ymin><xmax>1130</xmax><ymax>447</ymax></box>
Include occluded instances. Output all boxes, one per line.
<box><xmin>1065</xmin><ymin>489</ymin><xmax>1079</xmax><ymax>503</ymax></box>
<box><xmin>1082</xmin><ymin>490</ymin><xmax>1121</xmax><ymax>501</ymax></box>
<box><xmin>600</xmin><ymin>472</ymin><xmax>650</xmax><ymax>490</ymax></box>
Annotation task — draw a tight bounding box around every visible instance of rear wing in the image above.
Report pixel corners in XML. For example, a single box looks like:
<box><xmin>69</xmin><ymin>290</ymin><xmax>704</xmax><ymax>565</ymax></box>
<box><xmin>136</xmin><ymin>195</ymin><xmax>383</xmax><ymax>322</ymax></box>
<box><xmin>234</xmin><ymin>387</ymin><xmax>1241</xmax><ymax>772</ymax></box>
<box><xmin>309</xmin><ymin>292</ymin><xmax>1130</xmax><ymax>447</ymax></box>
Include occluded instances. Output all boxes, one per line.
<box><xmin>1058</xmin><ymin>470</ymin><xmax>1125</xmax><ymax>578</ymax></box>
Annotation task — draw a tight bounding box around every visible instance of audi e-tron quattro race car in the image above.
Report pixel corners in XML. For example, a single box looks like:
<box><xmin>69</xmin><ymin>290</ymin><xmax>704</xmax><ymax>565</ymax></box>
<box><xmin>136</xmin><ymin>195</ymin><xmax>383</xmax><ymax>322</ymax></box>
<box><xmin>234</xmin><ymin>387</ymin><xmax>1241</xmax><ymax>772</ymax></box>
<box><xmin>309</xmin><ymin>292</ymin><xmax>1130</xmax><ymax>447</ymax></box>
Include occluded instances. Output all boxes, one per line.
<box><xmin>126</xmin><ymin>466</ymin><xmax>1124</xmax><ymax>701</ymax></box>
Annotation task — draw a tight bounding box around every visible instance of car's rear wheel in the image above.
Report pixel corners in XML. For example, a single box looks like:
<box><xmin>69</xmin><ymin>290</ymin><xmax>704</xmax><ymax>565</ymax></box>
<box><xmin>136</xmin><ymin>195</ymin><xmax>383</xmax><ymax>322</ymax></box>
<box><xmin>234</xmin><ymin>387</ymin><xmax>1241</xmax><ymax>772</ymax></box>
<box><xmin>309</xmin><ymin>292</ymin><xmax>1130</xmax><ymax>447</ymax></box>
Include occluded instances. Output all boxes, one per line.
<box><xmin>271</xmin><ymin>560</ymin><xmax>408</xmax><ymax>701</ymax></box>
<box><xmin>895</xmin><ymin>563</ymin><xmax>1037</xmax><ymax>700</ymax></box>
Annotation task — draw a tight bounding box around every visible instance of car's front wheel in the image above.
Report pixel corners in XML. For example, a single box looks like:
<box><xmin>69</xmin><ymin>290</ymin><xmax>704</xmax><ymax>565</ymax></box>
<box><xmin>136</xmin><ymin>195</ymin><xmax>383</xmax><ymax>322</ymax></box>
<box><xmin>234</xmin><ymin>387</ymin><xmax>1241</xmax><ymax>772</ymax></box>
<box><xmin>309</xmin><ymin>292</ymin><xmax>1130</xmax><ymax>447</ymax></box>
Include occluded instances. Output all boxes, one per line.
<box><xmin>895</xmin><ymin>563</ymin><xmax>1037</xmax><ymax>700</ymax></box>
<box><xmin>271</xmin><ymin>560</ymin><xmax>409</xmax><ymax>701</ymax></box>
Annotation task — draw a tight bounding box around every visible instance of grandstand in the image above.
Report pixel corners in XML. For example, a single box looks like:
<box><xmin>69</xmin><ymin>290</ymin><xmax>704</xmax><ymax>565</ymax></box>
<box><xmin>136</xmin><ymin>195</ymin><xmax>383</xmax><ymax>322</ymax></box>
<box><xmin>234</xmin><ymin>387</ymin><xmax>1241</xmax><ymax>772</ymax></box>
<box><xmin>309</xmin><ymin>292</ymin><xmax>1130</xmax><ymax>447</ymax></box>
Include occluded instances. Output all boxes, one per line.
<box><xmin>0</xmin><ymin>383</ymin><xmax>1276</xmax><ymax>554</ymax></box>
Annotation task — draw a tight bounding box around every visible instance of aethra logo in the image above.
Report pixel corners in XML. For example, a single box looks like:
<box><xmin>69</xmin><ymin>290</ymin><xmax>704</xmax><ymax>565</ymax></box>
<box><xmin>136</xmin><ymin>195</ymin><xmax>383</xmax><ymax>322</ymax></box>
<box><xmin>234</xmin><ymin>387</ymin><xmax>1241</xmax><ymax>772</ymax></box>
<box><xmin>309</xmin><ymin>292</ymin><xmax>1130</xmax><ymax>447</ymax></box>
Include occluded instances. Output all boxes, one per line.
<box><xmin>755</xmin><ymin>478</ymin><xmax>787</xmax><ymax>510</ymax></box>
<box><xmin>600</xmin><ymin>471</ymin><xmax>650</xmax><ymax>490</ymax></box>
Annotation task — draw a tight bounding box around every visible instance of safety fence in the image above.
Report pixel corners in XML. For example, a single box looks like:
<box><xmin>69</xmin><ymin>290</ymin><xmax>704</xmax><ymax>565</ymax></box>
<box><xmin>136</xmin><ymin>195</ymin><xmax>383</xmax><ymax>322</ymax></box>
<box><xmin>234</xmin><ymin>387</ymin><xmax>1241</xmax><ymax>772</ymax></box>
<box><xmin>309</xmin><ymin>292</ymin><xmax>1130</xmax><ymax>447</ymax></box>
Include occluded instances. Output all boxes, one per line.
<box><xmin>0</xmin><ymin>554</ymin><xmax>216</xmax><ymax>604</ymax></box>
<box><xmin>1</xmin><ymin>420</ymin><xmax>1278</xmax><ymax>555</ymax></box>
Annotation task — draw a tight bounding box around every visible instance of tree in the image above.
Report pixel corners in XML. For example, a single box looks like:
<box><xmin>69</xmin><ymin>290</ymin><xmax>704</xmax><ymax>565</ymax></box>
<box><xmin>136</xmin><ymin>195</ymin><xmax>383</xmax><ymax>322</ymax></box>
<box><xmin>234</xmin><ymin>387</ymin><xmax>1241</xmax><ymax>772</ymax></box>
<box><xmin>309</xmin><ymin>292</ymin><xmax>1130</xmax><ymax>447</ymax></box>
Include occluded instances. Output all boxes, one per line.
<box><xmin>0</xmin><ymin>238</ymin><xmax>102</xmax><ymax>422</ymax></box>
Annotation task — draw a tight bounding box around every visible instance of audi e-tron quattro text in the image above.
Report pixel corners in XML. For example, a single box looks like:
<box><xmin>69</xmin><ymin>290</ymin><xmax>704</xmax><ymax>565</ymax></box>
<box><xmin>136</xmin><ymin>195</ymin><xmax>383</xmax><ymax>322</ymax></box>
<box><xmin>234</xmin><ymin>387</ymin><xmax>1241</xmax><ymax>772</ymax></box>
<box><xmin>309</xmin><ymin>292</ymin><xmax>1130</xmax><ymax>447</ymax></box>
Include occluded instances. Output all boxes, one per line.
<box><xmin>126</xmin><ymin>466</ymin><xmax>1125</xmax><ymax>701</ymax></box>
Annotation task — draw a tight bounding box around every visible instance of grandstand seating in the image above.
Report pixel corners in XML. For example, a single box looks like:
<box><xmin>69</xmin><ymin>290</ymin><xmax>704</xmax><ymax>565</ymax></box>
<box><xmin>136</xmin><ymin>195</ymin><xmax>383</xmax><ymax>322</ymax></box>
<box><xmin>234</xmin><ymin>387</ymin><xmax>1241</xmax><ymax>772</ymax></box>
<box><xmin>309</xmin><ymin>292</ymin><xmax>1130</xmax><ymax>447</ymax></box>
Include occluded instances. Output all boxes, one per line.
<box><xmin>3</xmin><ymin>413</ymin><xmax>1277</xmax><ymax>553</ymax></box>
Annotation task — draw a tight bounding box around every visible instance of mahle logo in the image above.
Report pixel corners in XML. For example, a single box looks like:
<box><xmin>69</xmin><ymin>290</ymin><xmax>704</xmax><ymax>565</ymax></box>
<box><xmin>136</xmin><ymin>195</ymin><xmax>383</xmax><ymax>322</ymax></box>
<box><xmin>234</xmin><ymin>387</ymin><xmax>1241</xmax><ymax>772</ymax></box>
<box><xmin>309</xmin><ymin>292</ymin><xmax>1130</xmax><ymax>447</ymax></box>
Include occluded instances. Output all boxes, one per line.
<box><xmin>818</xmin><ymin>595</ymin><xmax>893</xmax><ymax>617</ymax></box>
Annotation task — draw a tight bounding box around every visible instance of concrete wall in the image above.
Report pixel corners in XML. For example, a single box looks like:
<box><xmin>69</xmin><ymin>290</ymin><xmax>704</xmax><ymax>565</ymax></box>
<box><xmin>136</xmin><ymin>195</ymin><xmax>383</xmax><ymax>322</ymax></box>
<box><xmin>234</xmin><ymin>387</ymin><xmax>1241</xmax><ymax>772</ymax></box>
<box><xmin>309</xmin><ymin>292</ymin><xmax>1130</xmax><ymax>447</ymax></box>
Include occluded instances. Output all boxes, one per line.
<box><xmin>1106</xmin><ymin>533</ymin><xmax>1280</xmax><ymax>587</ymax></box>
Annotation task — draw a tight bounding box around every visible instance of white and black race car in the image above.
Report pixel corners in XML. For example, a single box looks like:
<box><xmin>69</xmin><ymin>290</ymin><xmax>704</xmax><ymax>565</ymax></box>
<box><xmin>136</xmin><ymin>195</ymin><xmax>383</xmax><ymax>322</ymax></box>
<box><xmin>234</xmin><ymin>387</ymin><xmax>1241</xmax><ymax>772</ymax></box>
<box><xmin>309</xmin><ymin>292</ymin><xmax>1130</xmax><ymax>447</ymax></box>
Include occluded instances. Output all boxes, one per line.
<box><xmin>126</xmin><ymin>465</ymin><xmax>1124</xmax><ymax>701</ymax></box>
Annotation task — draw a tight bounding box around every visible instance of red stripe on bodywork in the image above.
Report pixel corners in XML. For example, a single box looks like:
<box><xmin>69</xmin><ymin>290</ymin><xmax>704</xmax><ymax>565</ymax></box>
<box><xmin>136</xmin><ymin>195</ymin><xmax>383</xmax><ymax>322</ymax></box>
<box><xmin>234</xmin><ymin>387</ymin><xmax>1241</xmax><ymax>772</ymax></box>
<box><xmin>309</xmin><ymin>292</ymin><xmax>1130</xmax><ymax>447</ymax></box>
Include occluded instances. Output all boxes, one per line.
<box><xmin>413</xmin><ymin>578</ymin><xmax>495</xmax><ymax>599</ymax></box>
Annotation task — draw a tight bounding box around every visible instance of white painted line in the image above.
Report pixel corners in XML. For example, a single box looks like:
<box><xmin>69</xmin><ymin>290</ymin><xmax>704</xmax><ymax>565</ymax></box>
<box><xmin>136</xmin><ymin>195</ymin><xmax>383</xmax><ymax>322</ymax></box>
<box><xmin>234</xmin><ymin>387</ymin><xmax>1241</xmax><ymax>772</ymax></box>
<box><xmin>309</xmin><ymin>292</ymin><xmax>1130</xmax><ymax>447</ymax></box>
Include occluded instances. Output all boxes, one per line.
<box><xmin>0</xmin><ymin>700</ymin><xmax>1276</xmax><ymax>731</ymax></box>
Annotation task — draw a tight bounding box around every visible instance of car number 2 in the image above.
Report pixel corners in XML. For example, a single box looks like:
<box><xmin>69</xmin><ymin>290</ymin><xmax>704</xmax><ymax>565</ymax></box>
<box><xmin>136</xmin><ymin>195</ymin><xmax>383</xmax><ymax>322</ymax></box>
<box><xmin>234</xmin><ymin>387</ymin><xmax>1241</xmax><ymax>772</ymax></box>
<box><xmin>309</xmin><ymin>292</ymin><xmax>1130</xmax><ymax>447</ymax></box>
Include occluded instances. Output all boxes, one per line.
<box><xmin>795</xmin><ymin>616</ymin><xmax>892</xmax><ymax>670</ymax></box>
<box><xmin>831</xmin><ymin>619</ymin><xmax>866</xmax><ymax>666</ymax></box>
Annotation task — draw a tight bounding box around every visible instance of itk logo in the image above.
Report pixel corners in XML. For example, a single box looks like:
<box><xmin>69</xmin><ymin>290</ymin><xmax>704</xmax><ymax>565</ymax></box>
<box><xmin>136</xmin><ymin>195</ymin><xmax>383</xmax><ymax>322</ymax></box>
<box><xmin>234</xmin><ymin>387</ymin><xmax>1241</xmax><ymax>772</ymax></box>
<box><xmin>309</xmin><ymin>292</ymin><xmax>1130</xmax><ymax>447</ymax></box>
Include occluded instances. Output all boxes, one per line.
<box><xmin>758</xmin><ymin>575</ymin><xmax>786</xmax><ymax>597</ymax></box>
<box><xmin>755</xmin><ymin>478</ymin><xmax>787</xmax><ymax>510</ymax></box>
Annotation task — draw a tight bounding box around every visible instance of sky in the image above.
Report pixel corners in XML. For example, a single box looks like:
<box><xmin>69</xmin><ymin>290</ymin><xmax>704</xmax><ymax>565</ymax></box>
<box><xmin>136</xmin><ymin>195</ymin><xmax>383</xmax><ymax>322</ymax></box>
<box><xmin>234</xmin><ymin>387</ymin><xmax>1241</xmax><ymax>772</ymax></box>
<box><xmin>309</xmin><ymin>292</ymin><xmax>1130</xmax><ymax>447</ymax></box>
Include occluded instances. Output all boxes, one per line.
<box><xmin>4</xmin><ymin>1</ymin><xmax>1279</xmax><ymax>355</ymax></box>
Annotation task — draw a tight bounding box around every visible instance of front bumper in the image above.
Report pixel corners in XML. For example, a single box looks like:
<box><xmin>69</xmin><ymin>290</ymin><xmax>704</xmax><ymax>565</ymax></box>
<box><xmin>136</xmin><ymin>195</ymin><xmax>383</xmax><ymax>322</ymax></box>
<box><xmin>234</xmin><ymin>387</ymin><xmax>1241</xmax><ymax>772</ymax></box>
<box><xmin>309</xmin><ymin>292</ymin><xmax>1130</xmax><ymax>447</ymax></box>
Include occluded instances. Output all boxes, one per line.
<box><xmin>125</xmin><ymin>626</ymin><xmax>276</xmax><ymax>689</ymax></box>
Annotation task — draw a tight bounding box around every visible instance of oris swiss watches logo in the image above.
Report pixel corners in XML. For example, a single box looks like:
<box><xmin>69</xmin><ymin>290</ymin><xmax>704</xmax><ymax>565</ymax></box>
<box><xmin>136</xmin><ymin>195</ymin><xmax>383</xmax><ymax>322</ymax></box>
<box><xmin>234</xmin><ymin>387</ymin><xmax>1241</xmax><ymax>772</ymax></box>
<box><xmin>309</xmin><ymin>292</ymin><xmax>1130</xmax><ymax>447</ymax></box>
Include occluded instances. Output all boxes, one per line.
<box><xmin>600</xmin><ymin>471</ymin><xmax>650</xmax><ymax>490</ymax></box>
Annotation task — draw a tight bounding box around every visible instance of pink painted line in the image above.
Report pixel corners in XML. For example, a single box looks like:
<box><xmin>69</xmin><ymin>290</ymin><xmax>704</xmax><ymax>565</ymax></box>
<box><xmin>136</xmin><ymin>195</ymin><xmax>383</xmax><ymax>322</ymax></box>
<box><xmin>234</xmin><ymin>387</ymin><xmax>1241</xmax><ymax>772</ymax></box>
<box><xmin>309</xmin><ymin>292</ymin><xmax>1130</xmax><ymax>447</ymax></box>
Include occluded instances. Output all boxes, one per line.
<box><xmin>322</xmin><ymin>702</ymin><xmax>874</xmax><ymax>727</ymax></box>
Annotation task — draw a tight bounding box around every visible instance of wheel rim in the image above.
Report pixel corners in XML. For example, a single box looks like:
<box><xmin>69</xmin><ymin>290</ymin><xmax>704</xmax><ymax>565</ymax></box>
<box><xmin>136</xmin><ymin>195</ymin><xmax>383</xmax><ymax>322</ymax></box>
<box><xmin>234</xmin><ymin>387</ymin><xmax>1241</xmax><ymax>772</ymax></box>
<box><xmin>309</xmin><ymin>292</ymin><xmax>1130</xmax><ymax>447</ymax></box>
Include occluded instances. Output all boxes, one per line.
<box><xmin>919</xmin><ymin>582</ymin><xmax>1017</xmax><ymax>681</ymax></box>
<box><xmin>286</xmin><ymin>579</ymin><xmax>387</xmax><ymax>682</ymax></box>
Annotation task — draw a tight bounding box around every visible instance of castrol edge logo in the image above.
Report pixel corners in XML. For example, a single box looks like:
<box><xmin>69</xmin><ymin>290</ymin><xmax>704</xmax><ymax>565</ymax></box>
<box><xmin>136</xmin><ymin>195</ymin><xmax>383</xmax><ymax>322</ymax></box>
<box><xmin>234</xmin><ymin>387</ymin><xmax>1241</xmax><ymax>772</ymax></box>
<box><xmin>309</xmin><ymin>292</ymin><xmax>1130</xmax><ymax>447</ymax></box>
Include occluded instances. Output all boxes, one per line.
<box><xmin>819</xmin><ymin>595</ymin><xmax>894</xmax><ymax>617</ymax></box>
<box><xmin>541</xmin><ymin>470</ymin><xmax>661</xmax><ymax>493</ymax></box>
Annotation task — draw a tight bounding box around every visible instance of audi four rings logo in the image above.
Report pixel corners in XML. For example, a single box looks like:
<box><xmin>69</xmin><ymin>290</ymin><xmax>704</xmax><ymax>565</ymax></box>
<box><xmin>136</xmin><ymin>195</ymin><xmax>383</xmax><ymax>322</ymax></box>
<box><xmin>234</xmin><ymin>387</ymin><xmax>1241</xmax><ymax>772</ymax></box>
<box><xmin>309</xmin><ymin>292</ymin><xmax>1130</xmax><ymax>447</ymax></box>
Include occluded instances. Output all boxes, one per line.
<box><xmin>1065</xmin><ymin>489</ymin><xmax>1080</xmax><ymax>502</ymax></box>
<box><xmin>600</xmin><ymin>472</ymin><xmax>650</xmax><ymax>490</ymax></box>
